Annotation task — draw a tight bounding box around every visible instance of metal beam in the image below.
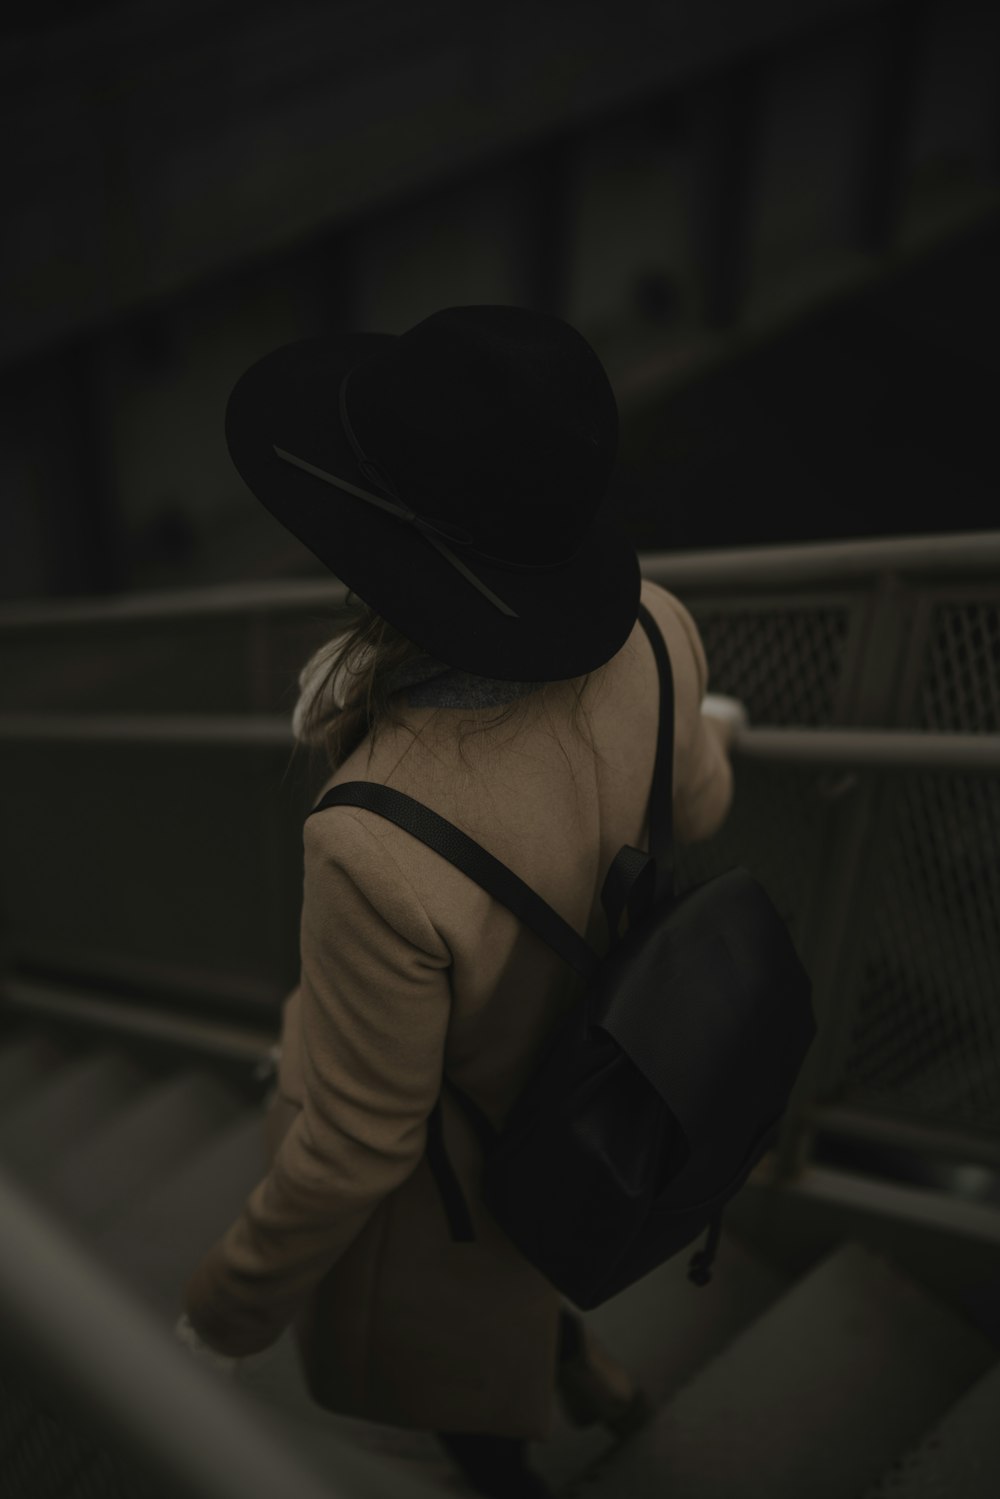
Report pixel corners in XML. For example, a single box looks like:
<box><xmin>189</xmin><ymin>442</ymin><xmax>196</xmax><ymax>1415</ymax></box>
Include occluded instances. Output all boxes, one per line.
<box><xmin>853</xmin><ymin>0</ymin><xmax>931</xmax><ymax>255</ymax></box>
<box><xmin>685</xmin><ymin>56</ymin><xmax>765</xmax><ymax>330</ymax></box>
<box><xmin>0</xmin><ymin>975</ymin><xmax>278</xmax><ymax>1072</ymax></box>
<box><xmin>808</xmin><ymin>1102</ymin><xmax>1000</xmax><ymax>1173</ymax></box>
<box><xmin>517</xmin><ymin>130</ymin><xmax>578</xmax><ymax>320</ymax></box>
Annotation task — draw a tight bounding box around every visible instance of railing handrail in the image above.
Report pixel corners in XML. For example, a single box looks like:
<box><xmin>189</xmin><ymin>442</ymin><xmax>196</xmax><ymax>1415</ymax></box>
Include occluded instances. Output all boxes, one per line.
<box><xmin>0</xmin><ymin>714</ymin><xmax>997</xmax><ymax>769</ymax></box>
<box><xmin>645</xmin><ymin>531</ymin><xmax>1000</xmax><ymax>589</ymax></box>
<box><xmin>0</xmin><ymin>531</ymin><xmax>998</xmax><ymax>631</ymax></box>
<box><xmin>0</xmin><ymin>1161</ymin><xmax>444</xmax><ymax>1499</ymax></box>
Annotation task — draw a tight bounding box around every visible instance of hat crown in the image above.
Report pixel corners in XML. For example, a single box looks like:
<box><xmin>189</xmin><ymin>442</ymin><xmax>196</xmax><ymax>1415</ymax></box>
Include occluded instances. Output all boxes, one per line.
<box><xmin>344</xmin><ymin>305</ymin><xmax>619</xmax><ymax>564</ymax></box>
<box><xmin>223</xmin><ymin>302</ymin><xmax>641</xmax><ymax>681</ymax></box>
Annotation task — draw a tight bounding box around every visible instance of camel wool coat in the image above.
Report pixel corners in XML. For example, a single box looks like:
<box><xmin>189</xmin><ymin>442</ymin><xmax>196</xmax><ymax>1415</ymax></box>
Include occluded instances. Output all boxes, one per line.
<box><xmin>182</xmin><ymin>577</ymin><xmax>734</xmax><ymax>1439</ymax></box>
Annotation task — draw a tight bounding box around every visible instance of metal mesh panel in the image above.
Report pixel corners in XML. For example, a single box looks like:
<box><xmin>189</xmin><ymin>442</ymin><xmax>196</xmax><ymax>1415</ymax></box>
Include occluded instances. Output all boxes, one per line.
<box><xmin>912</xmin><ymin>599</ymin><xmax>1000</xmax><ymax>732</ymax></box>
<box><xmin>687</xmin><ymin>602</ymin><xmax>853</xmax><ymax>726</ymax></box>
<box><xmin>833</xmin><ymin>770</ymin><xmax>1000</xmax><ymax>1135</ymax></box>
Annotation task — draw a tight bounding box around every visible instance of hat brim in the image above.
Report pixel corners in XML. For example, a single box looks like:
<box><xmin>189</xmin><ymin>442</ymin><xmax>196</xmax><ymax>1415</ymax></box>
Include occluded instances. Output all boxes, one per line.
<box><xmin>225</xmin><ymin>335</ymin><xmax>643</xmax><ymax>681</ymax></box>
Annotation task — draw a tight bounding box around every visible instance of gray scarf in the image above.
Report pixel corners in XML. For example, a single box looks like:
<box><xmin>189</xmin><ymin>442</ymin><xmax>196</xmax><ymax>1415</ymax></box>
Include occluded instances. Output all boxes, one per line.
<box><xmin>384</xmin><ymin>654</ymin><xmax>542</xmax><ymax>709</ymax></box>
<box><xmin>292</xmin><ymin>634</ymin><xmax>541</xmax><ymax>744</ymax></box>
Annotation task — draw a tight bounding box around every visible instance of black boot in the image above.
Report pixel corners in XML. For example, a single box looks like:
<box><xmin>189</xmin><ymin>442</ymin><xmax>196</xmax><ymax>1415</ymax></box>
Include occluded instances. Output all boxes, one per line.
<box><xmin>436</xmin><ymin>1430</ymin><xmax>553</xmax><ymax>1498</ymax></box>
<box><xmin>555</xmin><ymin>1309</ymin><xmax>654</xmax><ymax>1442</ymax></box>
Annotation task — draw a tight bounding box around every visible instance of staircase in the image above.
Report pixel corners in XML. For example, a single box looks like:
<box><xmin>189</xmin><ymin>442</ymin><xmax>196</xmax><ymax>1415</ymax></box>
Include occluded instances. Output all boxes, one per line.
<box><xmin>0</xmin><ymin>1008</ymin><xmax>997</xmax><ymax>1498</ymax></box>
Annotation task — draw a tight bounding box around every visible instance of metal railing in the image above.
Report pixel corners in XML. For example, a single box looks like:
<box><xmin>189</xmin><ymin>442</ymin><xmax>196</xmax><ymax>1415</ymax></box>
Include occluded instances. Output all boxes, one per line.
<box><xmin>2</xmin><ymin>528</ymin><xmax>999</xmax><ymax>1107</ymax></box>
<box><xmin>0</xmin><ymin>715</ymin><xmax>996</xmax><ymax>767</ymax></box>
<box><xmin>1</xmin><ymin>528</ymin><xmax>999</xmax><ymax>1496</ymax></box>
<box><xmin>644</xmin><ymin>532</ymin><xmax>1000</xmax><ymax>1191</ymax></box>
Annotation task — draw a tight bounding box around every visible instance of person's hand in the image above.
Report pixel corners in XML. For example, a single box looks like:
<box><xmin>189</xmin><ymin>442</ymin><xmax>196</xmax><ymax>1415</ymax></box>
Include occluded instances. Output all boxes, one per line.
<box><xmin>701</xmin><ymin>693</ymin><xmax>749</xmax><ymax>751</ymax></box>
<box><xmin>173</xmin><ymin>1313</ymin><xmax>240</xmax><ymax>1376</ymax></box>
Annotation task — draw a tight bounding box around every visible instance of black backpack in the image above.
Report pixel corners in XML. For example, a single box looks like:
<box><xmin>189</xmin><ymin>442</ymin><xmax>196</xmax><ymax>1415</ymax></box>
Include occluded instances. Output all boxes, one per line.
<box><xmin>308</xmin><ymin>602</ymin><xmax>817</xmax><ymax>1310</ymax></box>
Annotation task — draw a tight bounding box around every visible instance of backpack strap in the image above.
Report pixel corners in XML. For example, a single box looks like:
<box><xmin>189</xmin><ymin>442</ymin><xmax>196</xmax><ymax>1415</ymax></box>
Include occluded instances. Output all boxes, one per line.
<box><xmin>312</xmin><ymin>782</ymin><xmax>600</xmax><ymax>979</ymax></box>
<box><xmin>638</xmin><ymin>598</ymin><xmax>676</xmax><ymax>905</ymax></box>
<box><xmin>601</xmin><ymin>598</ymin><xmax>676</xmax><ymax>939</ymax></box>
<box><xmin>307</xmin><ymin>602</ymin><xmax>676</xmax><ymax>958</ymax></box>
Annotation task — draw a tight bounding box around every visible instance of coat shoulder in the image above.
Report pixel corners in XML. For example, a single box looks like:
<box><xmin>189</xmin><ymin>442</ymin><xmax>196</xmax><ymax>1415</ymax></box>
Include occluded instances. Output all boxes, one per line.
<box><xmin>639</xmin><ymin>577</ymin><xmax>709</xmax><ymax>699</ymax></box>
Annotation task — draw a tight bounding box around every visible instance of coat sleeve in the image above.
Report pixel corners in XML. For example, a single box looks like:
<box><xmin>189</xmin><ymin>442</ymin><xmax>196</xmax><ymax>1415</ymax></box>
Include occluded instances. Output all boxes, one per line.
<box><xmin>182</xmin><ymin>809</ymin><xmax>453</xmax><ymax>1358</ymax></box>
<box><xmin>669</xmin><ymin>595</ymin><xmax>734</xmax><ymax>845</ymax></box>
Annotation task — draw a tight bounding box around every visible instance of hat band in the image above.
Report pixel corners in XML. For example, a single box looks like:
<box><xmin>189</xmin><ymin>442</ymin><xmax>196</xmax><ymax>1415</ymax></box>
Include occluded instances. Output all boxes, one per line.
<box><xmin>273</xmin><ymin>443</ymin><xmax>522</xmax><ymax>616</ymax></box>
<box><xmin>271</xmin><ymin>370</ymin><xmax>587</xmax><ymax>618</ymax></box>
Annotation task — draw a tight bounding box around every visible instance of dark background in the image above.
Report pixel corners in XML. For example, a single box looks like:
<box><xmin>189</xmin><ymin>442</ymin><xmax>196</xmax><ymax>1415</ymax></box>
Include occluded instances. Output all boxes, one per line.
<box><xmin>0</xmin><ymin>0</ymin><xmax>997</xmax><ymax>603</ymax></box>
<box><xmin>624</xmin><ymin>210</ymin><xmax>1000</xmax><ymax>551</ymax></box>
<box><xmin>0</xmin><ymin>15</ymin><xmax>998</xmax><ymax>1442</ymax></box>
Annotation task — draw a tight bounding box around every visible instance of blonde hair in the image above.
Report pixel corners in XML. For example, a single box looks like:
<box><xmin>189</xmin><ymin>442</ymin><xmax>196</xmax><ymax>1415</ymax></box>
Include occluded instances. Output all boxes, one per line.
<box><xmin>290</xmin><ymin>590</ymin><xmax>603</xmax><ymax>781</ymax></box>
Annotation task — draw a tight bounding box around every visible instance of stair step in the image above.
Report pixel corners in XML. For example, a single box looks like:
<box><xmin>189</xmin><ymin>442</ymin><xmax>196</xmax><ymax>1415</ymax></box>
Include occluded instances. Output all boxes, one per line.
<box><xmin>3</xmin><ymin>1020</ymin><xmax>996</xmax><ymax>1499</ymax></box>
<box><xmin>862</xmin><ymin>1359</ymin><xmax>1000</xmax><ymax>1498</ymax></box>
<box><xmin>535</xmin><ymin>1228</ymin><xmax>791</xmax><ymax>1491</ymax></box>
<box><xmin>224</xmin><ymin>1234</ymin><xmax>807</xmax><ymax>1497</ymax></box>
<box><xmin>584</xmin><ymin>1241</ymin><xmax>997</xmax><ymax>1499</ymax></box>
<box><xmin>34</xmin><ymin>1067</ymin><xmax>249</xmax><ymax>1239</ymax></box>
<box><xmin>0</xmin><ymin>1049</ymin><xmax>152</xmax><ymax>1179</ymax></box>
<box><xmin>92</xmin><ymin>1106</ymin><xmax>272</xmax><ymax>1324</ymax></box>
<box><xmin>228</xmin><ymin>1366</ymin><xmax>469</xmax><ymax>1497</ymax></box>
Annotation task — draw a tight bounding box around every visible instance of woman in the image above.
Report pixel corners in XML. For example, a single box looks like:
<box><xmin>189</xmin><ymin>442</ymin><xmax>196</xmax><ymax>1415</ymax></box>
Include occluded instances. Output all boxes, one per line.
<box><xmin>177</xmin><ymin>305</ymin><xmax>738</xmax><ymax>1498</ymax></box>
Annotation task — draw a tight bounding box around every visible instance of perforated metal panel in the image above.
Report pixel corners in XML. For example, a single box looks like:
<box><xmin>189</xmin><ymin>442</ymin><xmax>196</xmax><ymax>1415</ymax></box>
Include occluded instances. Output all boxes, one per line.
<box><xmin>675</xmin><ymin>579</ymin><xmax>1000</xmax><ymax>1156</ymax></box>
<box><xmin>687</xmin><ymin>600</ymin><xmax>855</xmax><ymax>727</ymax></box>
<box><xmin>820</xmin><ymin>585</ymin><xmax>1000</xmax><ymax>1137</ymax></box>
<box><xmin>912</xmin><ymin>600</ymin><xmax>1000</xmax><ymax>733</ymax></box>
<box><xmin>831</xmin><ymin>768</ymin><xmax>1000</xmax><ymax>1136</ymax></box>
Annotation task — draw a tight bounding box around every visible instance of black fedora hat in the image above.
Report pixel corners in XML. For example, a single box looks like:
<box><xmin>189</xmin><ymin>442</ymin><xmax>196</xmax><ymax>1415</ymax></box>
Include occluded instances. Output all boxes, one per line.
<box><xmin>225</xmin><ymin>304</ymin><xmax>644</xmax><ymax>682</ymax></box>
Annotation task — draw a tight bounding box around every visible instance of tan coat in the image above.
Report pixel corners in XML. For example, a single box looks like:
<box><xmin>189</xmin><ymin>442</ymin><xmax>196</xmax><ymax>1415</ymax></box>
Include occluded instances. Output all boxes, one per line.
<box><xmin>182</xmin><ymin>578</ymin><xmax>733</xmax><ymax>1439</ymax></box>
